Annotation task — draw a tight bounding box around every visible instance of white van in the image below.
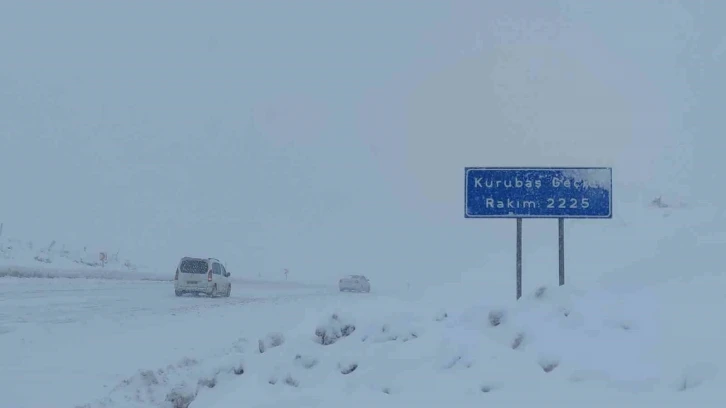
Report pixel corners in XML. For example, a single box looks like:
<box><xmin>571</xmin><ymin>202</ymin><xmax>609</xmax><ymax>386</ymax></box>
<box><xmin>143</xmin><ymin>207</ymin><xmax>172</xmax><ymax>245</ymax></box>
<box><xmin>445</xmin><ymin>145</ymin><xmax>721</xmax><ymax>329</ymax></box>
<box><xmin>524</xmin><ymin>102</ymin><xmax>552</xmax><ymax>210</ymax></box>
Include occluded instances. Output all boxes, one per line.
<box><xmin>174</xmin><ymin>257</ymin><xmax>231</xmax><ymax>297</ymax></box>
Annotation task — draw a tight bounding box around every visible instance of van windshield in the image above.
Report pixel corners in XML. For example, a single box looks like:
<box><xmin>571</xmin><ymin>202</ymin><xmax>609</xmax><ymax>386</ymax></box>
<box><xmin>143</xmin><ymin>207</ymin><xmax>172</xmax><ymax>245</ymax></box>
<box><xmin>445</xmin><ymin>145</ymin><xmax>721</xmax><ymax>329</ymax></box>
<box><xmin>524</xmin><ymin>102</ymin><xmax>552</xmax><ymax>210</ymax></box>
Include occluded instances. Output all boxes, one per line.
<box><xmin>180</xmin><ymin>259</ymin><xmax>208</xmax><ymax>274</ymax></box>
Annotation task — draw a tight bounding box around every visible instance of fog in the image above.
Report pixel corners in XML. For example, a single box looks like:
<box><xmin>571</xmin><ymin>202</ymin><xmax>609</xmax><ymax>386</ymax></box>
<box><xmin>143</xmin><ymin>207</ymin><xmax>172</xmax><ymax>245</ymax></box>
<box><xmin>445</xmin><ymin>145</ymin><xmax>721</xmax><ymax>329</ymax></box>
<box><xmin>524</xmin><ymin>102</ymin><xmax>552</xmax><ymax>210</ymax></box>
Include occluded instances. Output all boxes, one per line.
<box><xmin>1</xmin><ymin>0</ymin><xmax>722</xmax><ymax>284</ymax></box>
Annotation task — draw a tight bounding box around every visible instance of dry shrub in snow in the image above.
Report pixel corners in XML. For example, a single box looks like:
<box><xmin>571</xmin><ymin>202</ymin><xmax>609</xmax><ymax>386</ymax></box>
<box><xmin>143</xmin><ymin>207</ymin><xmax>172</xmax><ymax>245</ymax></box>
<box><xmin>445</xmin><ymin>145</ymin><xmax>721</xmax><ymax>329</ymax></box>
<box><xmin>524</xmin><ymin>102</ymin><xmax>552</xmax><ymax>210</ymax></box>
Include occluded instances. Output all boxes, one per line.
<box><xmin>361</xmin><ymin>322</ymin><xmax>419</xmax><ymax>343</ymax></box>
<box><xmin>284</xmin><ymin>374</ymin><xmax>299</xmax><ymax>387</ymax></box>
<box><xmin>33</xmin><ymin>255</ymin><xmax>52</xmax><ymax>264</ymax></box>
<box><xmin>314</xmin><ymin>313</ymin><xmax>355</xmax><ymax>345</ymax></box>
<box><xmin>339</xmin><ymin>362</ymin><xmax>358</xmax><ymax>375</ymax></box>
<box><xmin>674</xmin><ymin>362</ymin><xmax>718</xmax><ymax>392</ymax></box>
<box><xmin>488</xmin><ymin>310</ymin><xmax>505</xmax><ymax>327</ymax></box>
<box><xmin>538</xmin><ymin>358</ymin><xmax>559</xmax><ymax>373</ymax></box>
<box><xmin>258</xmin><ymin>332</ymin><xmax>285</xmax><ymax>353</ymax></box>
<box><xmin>266</xmin><ymin>332</ymin><xmax>285</xmax><ymax>347</ymax></box>
<box><xmin>651</xmin><ymin>196</ymin><xmax>669</xmax><ymax>208</ymax></box>
<box><xmin>294</xmin><ymin>354</ymin><xmax>319</xmax><ymax>369</ymax></box>
<box><xmin>197</xmin><ymin>376</ymin><xmax>216</xmax><ymax>389</ymax></box>
<box><xmin>137</xmin><ymin>369</ymin><xmax>160</xmax><ymax>386</ymax></box>
<box><xmin>511</xmin><ymin>332</ymin><xmax>525</xmax><ymax>350</ymax></box>
<box><xmin>165</xmin><ymin>385</ymin><xmax>197</xmax><ymax>408</ymax></box>
<box><xmin>177</xmin><ymin>357</ymin><xmax>198</xmax><ymax>367</ymax></box>
<box><xmin>442</xmin><ymin>355</ymin><xmax>462</xmax><ymax>370</ymax></box>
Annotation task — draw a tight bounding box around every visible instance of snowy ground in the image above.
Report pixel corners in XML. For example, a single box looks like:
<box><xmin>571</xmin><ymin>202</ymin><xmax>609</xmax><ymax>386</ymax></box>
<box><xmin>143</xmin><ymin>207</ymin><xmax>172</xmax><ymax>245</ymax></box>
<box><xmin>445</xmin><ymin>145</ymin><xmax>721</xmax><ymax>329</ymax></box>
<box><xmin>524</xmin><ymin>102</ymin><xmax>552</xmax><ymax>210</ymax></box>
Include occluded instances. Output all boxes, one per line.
<box><xmin>2</xmin><ymin>196</ymin><xmax>725</xmax><ymax>408</ymax></box>
<box><xmin>3</xmin><ymin>277</ymin><xmax>725</xmax><ymax>407</ymax></box>
<box><xmin>0</xmin><ymin>233</ymin><xmax>155</xmax><ymax>279</ymax></box>
<box><xmin>1</xmin><ymin>278</ymin><xmax>339</xmax><ymax>408</ymax></box>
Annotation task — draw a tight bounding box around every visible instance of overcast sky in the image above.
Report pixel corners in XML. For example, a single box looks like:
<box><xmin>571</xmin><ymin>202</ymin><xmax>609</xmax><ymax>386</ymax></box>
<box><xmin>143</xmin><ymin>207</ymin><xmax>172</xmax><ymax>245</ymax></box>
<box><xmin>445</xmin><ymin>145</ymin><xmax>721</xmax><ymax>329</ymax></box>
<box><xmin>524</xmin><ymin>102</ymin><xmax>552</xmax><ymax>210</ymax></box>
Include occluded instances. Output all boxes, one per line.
<box><xmin>1</xmin><ymin>0</ymin><xmax>722</xmax><ymax>284</ymax></box>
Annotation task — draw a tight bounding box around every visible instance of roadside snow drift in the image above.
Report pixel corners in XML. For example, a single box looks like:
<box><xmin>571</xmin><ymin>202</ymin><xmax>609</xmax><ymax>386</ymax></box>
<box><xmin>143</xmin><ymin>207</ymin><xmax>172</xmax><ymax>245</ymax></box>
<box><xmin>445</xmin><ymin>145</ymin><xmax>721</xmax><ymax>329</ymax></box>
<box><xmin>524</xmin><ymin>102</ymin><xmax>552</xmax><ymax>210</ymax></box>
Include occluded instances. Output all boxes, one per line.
<box><xmin>65</xmin><ymin>280</ymin><xmax>725</xmax><ymax>408</ymax></box>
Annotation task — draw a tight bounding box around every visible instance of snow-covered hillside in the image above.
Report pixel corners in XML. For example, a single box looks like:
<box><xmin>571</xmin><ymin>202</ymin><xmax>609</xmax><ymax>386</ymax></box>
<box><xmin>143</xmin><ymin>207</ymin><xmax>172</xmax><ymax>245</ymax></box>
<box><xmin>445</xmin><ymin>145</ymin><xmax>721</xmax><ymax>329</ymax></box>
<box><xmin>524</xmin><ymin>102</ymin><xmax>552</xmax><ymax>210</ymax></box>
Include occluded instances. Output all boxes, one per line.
<box><xmin>0</xmin><ymin>233</ymin><xmax>157</xmax><ymax>279</ymax></box>
<box><xmin>0</xmin><ymin>233</ymin><xmax>313</xmax><ymax>287</ymax></box>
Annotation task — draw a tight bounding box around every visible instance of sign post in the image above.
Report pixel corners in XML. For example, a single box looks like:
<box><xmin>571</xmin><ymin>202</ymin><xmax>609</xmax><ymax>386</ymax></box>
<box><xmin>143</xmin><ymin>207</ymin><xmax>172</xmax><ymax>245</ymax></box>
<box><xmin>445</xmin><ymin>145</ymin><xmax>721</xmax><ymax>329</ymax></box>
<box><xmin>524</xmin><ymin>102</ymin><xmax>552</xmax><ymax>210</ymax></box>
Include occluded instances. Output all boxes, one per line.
<box><xmin>465</xmin><ymin>167</ymin><xmax>612</xmax><ymax>300</ymax></box>
<box><xmin>559</xmin><ymin>218</ymin><xmax>565</xmax><ymax>286</ymax></box>
<box><xmin>516</xmin><ymin>217</ymin><xmax>522</xmax><ymax>299</ymax></box>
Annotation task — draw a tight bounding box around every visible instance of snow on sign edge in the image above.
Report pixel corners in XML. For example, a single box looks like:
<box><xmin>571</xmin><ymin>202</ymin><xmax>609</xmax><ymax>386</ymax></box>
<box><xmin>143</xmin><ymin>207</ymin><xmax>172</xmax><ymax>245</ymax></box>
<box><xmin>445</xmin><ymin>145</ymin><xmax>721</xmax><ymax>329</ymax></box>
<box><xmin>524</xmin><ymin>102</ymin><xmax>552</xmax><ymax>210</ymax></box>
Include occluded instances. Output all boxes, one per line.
<box><xmin>560</xmin><ymin>168</ymin><xmax>612</xmax><ymax>192</ymax></box>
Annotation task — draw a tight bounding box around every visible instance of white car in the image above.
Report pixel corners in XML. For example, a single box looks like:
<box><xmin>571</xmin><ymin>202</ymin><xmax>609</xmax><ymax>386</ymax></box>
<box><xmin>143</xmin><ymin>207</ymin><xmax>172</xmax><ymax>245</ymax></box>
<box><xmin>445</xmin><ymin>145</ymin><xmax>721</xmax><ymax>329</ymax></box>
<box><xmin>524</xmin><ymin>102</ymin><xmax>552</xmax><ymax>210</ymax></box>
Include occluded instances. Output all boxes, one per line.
<box><xmin>174</xmin><ymin>257</ymin><xmax>231</xmax><ymax>297</ymax></box>
<box><xmin>339</xmin><ymin>275</ymin><xmax>371</xmax><ymax>293</ymax></box>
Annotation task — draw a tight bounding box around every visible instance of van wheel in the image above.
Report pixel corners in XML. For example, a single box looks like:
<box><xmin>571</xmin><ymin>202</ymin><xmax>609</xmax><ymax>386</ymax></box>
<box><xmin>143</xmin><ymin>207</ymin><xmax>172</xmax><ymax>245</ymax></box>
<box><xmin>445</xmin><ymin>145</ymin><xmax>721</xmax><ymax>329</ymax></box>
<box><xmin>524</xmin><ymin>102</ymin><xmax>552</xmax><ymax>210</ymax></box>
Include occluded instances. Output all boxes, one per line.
<box><xmin>225</xmin><ymin>284</ymin><xmax>231</xmax><ymax>297</ymax></box>
<box><xmin>211</xmin><ymin>284</ymin><xmax>218</xmax><ymax>297</ymax></box>
<box><xmin>175</xmin><ymin>290</ymin><xmax>183</xmax><ymax>297</ymax></box>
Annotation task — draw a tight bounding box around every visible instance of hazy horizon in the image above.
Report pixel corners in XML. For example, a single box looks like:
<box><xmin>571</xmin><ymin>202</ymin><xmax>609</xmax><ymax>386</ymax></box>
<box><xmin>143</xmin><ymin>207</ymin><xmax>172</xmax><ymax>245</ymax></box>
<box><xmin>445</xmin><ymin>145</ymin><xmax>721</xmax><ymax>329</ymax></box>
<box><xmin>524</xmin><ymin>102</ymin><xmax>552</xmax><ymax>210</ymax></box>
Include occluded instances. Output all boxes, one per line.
<box><xmin>1</xmin><ymin>0</ymin><xmax>723</xmax><ymax>284</ymax></box>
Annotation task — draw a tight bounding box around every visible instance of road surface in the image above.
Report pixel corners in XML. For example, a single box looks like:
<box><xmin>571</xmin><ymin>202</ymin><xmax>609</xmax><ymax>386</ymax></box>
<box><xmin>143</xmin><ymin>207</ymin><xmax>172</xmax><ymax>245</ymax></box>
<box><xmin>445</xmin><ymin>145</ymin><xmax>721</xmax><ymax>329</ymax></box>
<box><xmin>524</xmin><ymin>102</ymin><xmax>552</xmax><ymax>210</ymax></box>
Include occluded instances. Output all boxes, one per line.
<box><xmin>0</xmin><ymin>277</ymin><xmax>346</xmax><ymax>408</ymax></box>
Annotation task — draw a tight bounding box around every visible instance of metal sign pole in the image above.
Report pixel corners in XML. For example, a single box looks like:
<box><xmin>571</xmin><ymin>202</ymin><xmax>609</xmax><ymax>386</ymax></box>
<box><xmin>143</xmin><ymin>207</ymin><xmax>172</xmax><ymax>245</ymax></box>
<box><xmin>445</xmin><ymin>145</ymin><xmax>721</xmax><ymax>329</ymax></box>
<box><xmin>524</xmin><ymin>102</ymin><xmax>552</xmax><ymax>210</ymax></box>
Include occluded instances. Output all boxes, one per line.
<box><xmin>516</xmin><ymin>218</ymin><xmax>522</xmax><ymax>299</ymax></box>
<box><xmin>558</xmin><ymin>218</ymin><xmax>565</xmax><ymax>286</ymax></box>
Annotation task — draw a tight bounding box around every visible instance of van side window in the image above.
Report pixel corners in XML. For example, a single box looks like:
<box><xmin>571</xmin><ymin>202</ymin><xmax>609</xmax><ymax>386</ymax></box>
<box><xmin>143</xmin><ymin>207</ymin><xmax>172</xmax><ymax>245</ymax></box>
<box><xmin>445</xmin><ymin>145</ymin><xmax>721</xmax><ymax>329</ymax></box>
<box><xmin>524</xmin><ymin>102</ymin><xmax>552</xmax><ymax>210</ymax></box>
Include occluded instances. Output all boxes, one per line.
<box><xmin>221</xmin><ymin>265</ymin><xmax>227</xmax><ymax>276</ymax></box>
<box><xmin>213</xmin><ymin>263</ymin><xmax>221</xmax><ymax>275</ymax></box>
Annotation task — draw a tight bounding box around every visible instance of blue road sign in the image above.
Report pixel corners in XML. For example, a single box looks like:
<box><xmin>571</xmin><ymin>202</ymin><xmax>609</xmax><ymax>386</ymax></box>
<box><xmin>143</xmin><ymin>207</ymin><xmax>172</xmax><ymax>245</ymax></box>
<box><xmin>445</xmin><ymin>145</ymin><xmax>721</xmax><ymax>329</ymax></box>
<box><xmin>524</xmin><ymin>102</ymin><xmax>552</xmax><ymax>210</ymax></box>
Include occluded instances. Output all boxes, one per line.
<box><xmin>465</xmin><ymin>167</ymin><xmax>612</xmax><ymax>218</ymax></box>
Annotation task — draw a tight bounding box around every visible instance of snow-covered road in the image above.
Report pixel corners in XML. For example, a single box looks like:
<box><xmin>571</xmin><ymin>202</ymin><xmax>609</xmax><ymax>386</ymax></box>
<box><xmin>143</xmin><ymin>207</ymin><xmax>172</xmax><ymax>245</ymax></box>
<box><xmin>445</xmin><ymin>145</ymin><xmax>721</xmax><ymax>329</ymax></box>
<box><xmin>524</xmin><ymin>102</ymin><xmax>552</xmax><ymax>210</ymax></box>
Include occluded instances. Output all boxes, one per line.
<box><xmin>0</xmin><ymin>277</ymin><xmax>349</xmax><ymax>408</ymax></box>
<box><xmin>0</xmin><ymin>278</ymin><xmax>337</xmax><ymax>328</ymax></box>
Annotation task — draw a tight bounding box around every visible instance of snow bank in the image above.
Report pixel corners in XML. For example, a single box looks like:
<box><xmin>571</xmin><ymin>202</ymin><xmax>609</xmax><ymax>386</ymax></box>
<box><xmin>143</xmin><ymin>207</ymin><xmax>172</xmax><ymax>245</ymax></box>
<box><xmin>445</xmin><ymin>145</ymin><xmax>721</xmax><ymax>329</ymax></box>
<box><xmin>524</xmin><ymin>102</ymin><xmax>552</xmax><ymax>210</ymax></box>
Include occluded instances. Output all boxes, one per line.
<box><xmin>0</xmin><ymin>234</ymin><xmax>152</xmax><ymax>280</ymax></box>
<box><xmin>0</xmin><ymin>265</ymin><xmax>170</xmax><ymax>281</ymax></box>
<box><xmin>70</xmin><ymin>277</ymin><xmax>725</xmax><ymax>408</ymax></box>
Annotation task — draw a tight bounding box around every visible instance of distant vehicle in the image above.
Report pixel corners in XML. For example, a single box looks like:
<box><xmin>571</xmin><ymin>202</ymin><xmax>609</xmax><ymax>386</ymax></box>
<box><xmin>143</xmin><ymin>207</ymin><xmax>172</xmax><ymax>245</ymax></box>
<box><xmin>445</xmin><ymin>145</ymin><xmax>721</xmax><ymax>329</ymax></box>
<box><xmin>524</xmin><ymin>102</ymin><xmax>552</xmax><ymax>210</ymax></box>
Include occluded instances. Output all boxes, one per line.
<box><xmin>339</xmin><ymin>275</ymin><xmax>371</xmax><ymax>293</ymax></box>
<box><xmin>174</xmin><ymin>257</ymin><xmax>231</xmax><ymax>297</ymax></box>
